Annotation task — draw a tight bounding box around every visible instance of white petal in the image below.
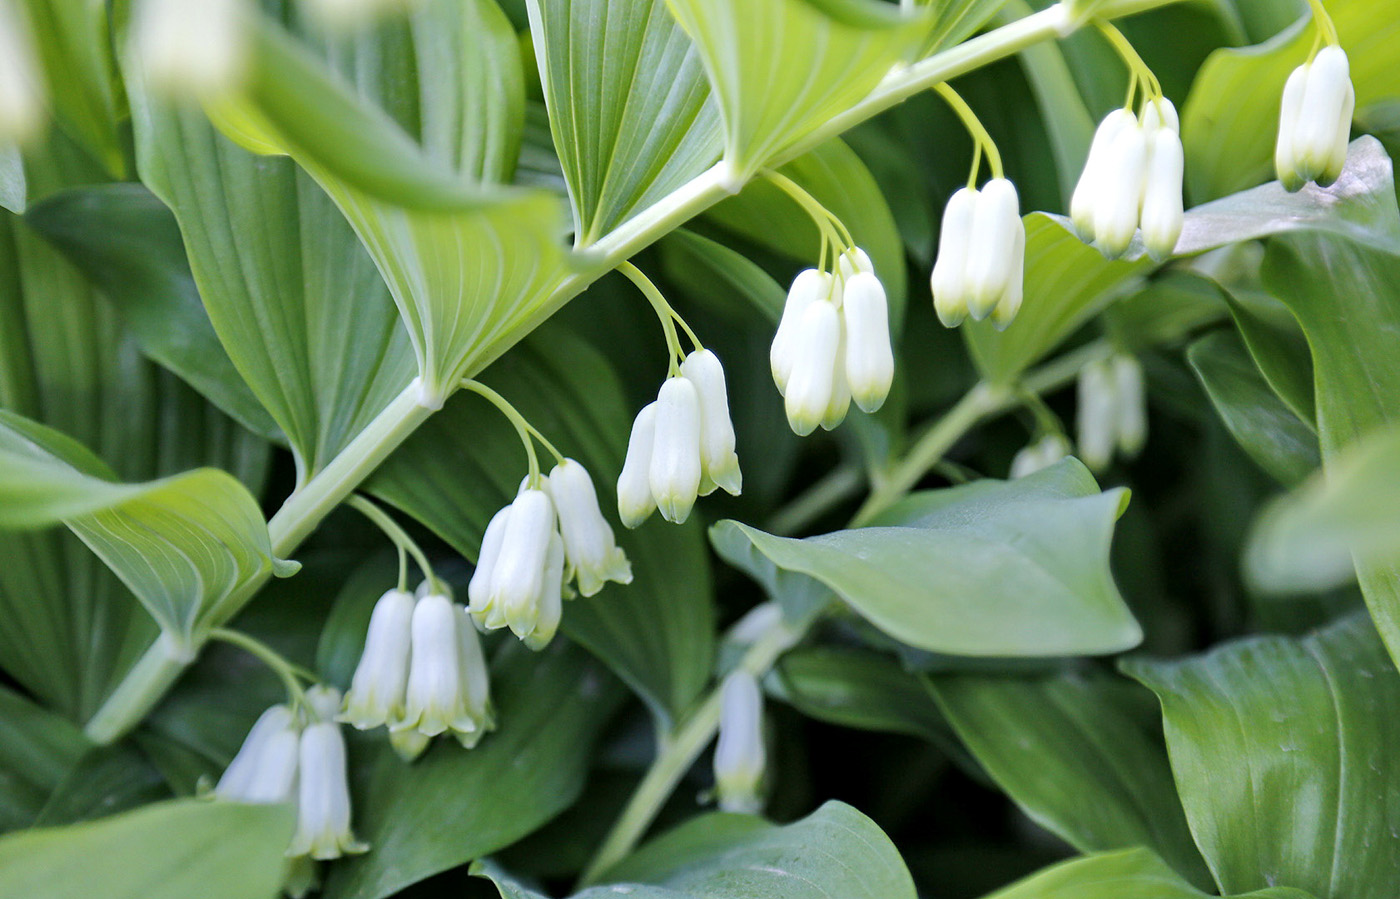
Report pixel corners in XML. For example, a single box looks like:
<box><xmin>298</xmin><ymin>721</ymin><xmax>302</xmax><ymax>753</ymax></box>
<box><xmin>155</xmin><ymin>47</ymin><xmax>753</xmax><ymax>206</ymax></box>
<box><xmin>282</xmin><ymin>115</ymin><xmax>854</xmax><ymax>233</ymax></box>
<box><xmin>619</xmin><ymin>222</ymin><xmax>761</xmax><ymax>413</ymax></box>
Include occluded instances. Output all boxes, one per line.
<box><xmin>821</xmin><ymin>322</ymin><xmax>851</xmax><ymax>432</ymax></box>
<box><xmin>932</xmin><ymin>188</ymin><xmax>977</xmax><ymax>327</ymax></box>
<box><xmin>489</xmin><ymin>489</ymin><xmax>555</xmax><ymax>626</ymax></box>
<box><xmin>783</xmin><ymin>301</ymin><xmax>841</xmax><ymax>436</ymax></box>
<box><xmin>681</xmin><ymin>350</ymin><xmax>742</xmax><ymax>497</ymax></box>
<box><xmin>1319</xmin><ymin>80</ymin><xmax>1355</xmax><ymax>187</ymax></box>
<box><xmin>451</xmin><ymin>604</ymin><xmax>494</xmax><ymax>747</ymax></box>
<box><xmin>0</xmin><ymin>2</ymin><xmax>43</xmax><ymax>143</ymax></box>
<box><xmin>1077</xmin><ymin>358</ymin><xmax>1118</xmax><ymax>472</ymax></box>
<box><xmin>1093</xmin><ymin>120</ymin><xmax>1147</xmax><ymax>259</ymax></box>
<box><xmin>1139</xmin><ymin>97</ymin><xmax>1179</xmax><ymax>134</ymax></box>
<box><xmin>714</xmin><ymin>671</ymin><xmax>765</xmax><ymax>814</ymax></box>
<box><xmin>1010</xmin><ymin>433</ymin><xmax>1073</xmax><ymax>479</ymax></box>
<box><xmin>1113</xmin><ymin>354</ymin><xmax>1147</xmax><ymax>457</ymax></box>
<box><xmin>1296</xmin><ymin>46</ymin><xmax>1351</xmax><ymax>181</ymax></box>
<box><xmin>836</xmin><ymin>246</ymin><xmax>875</xmax><ymax>281</ymax></box>
<box><xmin>966</xmin><ymin>178</ymin><xmax>1021</xmax><ymax>320</ymax></box>
<box><xmin>549</xmin><ymin>458</ymin><xmax>632</xmax><ymax>596</ymax></box>
<box><xmin>1275</xmin><ymin>64</ymin><xmax>1310</xmax><ymax>191</ymax></box>
<box><xmin>649</xmin><ymin>377</ymin><xmax>704</xmax><ymax>524</ymax></box>
<box><xmin>133</xmin><ymin>0</ymin><xmax>247</xmax><ymax>98</ymax></box>
<box><xmin>617</xmin><ymin>403</ymin><xmax>658</xmax><ymax>529</ymax></box>
<box><xmin>215</xmin><ymin>704</ymin><xmax>298</xmax><ymax>803</ymax></box>
<box><xmin>1140</xmin><ymin>128</ymin><xmax>1184</xmax><ymax>262</ymax></box>
<box><xmin>398</xmin><ymin>593</ymin><xmax>463</xmax><ymax>735</ymax></box>
<box><xmin>772</xmin><ymin>269</ymin><xmax>831</xmax><ymax>394</ymax></box>
<box><xmin>842</xmin><ymin>272</ymin><xmax>894</xmax><ymax>413</ymax></box>
<box><xmin>1071</xmin><ymin>108</ymin><xmax>1136</xmax><ymax>240</ymax></box>
<box><xmin>340</xmin><ymin>590</ymin><xmax>415</xmax><ymax>730</ymax></box>
<box><xmin>523</xmin><ymin>534</ymin><xmax>565</xmax><ymax>652</ymax></box>
<box><xmin>989</xmin><ymin>217</ymin><xmax>1025</xmax><ymax>331</ymax></box>
<box><xmin>289</xmin><ymin>722</ymin><xmax>366</xmax><ymax>860</ymax></box>
<box><xmin>468</xmin><ymin>504</ymin><xmax>512</xmax><ymax>617</ymax></box>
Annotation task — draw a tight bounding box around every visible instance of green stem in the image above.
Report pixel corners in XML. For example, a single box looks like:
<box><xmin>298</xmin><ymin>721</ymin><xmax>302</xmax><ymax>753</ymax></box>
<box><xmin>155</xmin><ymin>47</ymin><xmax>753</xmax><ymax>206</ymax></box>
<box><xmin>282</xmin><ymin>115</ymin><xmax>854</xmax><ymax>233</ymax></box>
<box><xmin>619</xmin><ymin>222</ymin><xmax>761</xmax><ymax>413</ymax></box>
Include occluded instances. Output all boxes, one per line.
<box><xmin>934</xmin><ymin>83</ymin><xmax>1004</xmax><ymax>182</ymax></box>
<box><xmin>460</xmin><ymin>379</ymin><xmax>544</xmax><ymax>485</ymax></box>
<box><xmin>762</xmin><ymin>169</ymin><xmax>852</xmax><ymax>252</ymax></box>
<box><xmin>347</xmin><ymin>495</ymin><xmax>441</xmax><ymax>593</ymax></box>
<box><xmin>618</xmin><ymin>260</ymin><xmax>692</xmax><ymax>369</ymax></box>
<box><xmin>83</xmin><ymin>632</ymin><xmax>194</xmax><ymax>744</ymax></box>
<box><xmin>579</xmin><ymin>619</ymin><xmax>801</xmax><ymax>886</ymax></box>
<box><xmin>208</xmin><ymin>627</ymin><xmax>310</xmax><ymax>711</ymax></box>
<box><xmin>1095</xmin><ymin>21</ymin><xmax>1161</xmax><ymax>102</ymax></box>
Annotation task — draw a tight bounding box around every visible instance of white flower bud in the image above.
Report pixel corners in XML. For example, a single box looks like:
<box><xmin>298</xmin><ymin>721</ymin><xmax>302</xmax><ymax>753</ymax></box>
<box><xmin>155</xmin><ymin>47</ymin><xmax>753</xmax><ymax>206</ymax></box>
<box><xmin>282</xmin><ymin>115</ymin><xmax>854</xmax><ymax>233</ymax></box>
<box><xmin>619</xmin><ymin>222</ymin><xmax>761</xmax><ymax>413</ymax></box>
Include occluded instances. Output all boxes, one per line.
<box><xmin>966</xmin><ymin>178</ymin><xmax>1022</xmax><ymax>322</ymax></box>
<box><xmin>772</xmin><ymin>270</ymin><xmax>830</xmax><ymax>394</ymax></box>
<box><xmin>215</xmin><ymin>704</ymin><xmax>300</xmax><ymax>804</ymax></box>
<box><xmin>133</xmin><ymin>0</ymin><xmax>248</xmax><ymax>99</ymax></box>
<box><xmin>1071</xmin><ymin>109</ymin><xmax>1135</xmax><ymax>240</ymax></box>
<box><xmin>288</xmin><ymin>721</ymin><xmax>367</xmax><ymax>860</ymax></box>
<box><xmin>1140</xmin><ymin>127</ymin><xmax>1184</xmax><ymax>262</ymax></box>
<box><xmin>0</xmin><ymin>0</ymin><xmax>43</xmax><ymax>144</ymax></box>
<box><xmin>451</xmin><ymin>605</ymin><xmax>494</xmax><ymax>745</ymax></box>
<box><xmin>618</xmin><ymin>402</ymin><xmax>658</xmax><ymax>529</ymax></box>
<box><xmin>714</xmin><ymin>671</ymin><xmax>765</xmax><ymax>814</ymax></box>
<box><xmin>842</xmin><ymin>272</ymin><xmax>894</xmax><ymax>413</ymax></box>
<box><xmin>398</xmin><ymin>594</ymin><xmax>479</xmax><ymax>738</ymax></box>
<box><xmin>649</xmin><ymin>377</ymin><xmax>703</xmax><ymax>524</ymax></box>
<box><xmin>1077</xmin><ymin>357</ymin><xmax>1118</xmax><ymax>472</ymax></box>
<box><xmin>1275</xmin><ymin>64</ymin><xmax>1309</xmax><ymax>192</ymax></box>
<box><xmin>783</xmin><ymin>300</ymin><xmax>841</xmax><ymax>436</ymax></box>
<box><xmin>931</xmin><ymin>187</ymin><xmax>977</xmax><ymax>328</ymax></box>
<box><xmin>681</xmin><ymin>350</ymin><xmax>742</xmax><ymax>497</ymax></box>
<box><xmin>832</xmin><ymin>247</ymin><xmax>875</xmax><ymax>307</ymax></box>
<box><xmin>549</xmin><ymin>459</ymin><xmax>632</xmax><ymax>597</ymax></box>
<box><xmin>1320</xmin><ymin>78</ymin><xmax>1354</xmax><ymax>187</ymax></box>
<box><xmin>1295</xmin><ymin>46</ymin><xmax>1352</xmax><ymax>184</ymax></box>
<box><xmin>522</xmin><ymin>534</ymin><xmax>565</xmax><ymax>652</ymax></box>
<box><xmin>468</xmin><ymin>504</ymin><xmax>511</xmax><ymax>623</ymax></box>
<box><xmin>989</xmin><ymin>217</ymin><xmax>1026</xmax><ymax>331</ymax></box>
<box><xmin>305</xmin><ymin>685</ymin><xmax>343</xmax><ymax>723</ymax></box>
<box><xmin>489</xmin><ymin>489</ymin><xmax>556</xmax><ymax>625</ymax></box>
<box><xmin>1113</xmin><ymin>353</ymin><xmax>1147</xmax><ymax>457</ymax></box>
<box><xmin>822</xmin><ymin>322</ymin><xmax>852</xmax><ymax>432</ymax></box>
<box><xmin>1139</xmin><ymin>97</ymin><xmax>1179</xmax><ymax>134</ymax></box>
<box><xmin>1010</xmin><ymin>434</ymin><xmax>1072</xmax><ymax>479</ymax></box>
<box><xmin>340</xmin><ymin>589</ymin><xmax>415</xmax><ymax>730</ymax></box>
<box><xmin>1093</xmin><ymin>118</ymin><xmax>1148</xmax><ymax>259</ymax></box>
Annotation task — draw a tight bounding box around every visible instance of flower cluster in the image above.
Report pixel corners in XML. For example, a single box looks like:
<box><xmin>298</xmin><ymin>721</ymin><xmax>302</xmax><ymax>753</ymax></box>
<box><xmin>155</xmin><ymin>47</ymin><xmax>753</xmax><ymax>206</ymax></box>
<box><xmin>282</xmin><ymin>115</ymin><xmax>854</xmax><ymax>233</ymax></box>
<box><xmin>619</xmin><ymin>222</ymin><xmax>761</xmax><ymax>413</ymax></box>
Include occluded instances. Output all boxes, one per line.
<box><xmin>1275</xmin><ymin>46</ymin><xmax>1354</xmax><ymax>191</ymax></box>
<box><xmin>339</xmin><ymin>587</ymin><xmax>494</xmax><ymax>757</ymax></box>
<box><xmin>215</xmin><ymin>687</ymin><xmax>366</xmax><ymax>876</ymax></box>
<box><xmin>771</xmin><ymin>248</ymin><xmax>895</xmax><ymax>435</ymax></box>
<box><xmin>1071</xmin><ymin>99</ymin><xmax>1184</xmax><ymax>261</ymax></box>
<box><xmin>1009</xmin><ymin>433</ymin><xmax>1072</xmax><ymax>479</ymax></box>
<box><xmin>931</xmin><ymin>179</ymin><xmax>1026</xmax><ymax>329</ymax></box>
<box><xmin>1077</xmin><ymin>353</ymin><xmax>1146</xmax><ymax>472</ymax></box>
<box><xmin>473</xmin><ymin>459</ymin><xmax>633</xmax><ymax>642</ymax></box>
<box><xmin>619</xmin><ymin>349</ymin><xmax>742</xmax><ymax>526</ymax></box>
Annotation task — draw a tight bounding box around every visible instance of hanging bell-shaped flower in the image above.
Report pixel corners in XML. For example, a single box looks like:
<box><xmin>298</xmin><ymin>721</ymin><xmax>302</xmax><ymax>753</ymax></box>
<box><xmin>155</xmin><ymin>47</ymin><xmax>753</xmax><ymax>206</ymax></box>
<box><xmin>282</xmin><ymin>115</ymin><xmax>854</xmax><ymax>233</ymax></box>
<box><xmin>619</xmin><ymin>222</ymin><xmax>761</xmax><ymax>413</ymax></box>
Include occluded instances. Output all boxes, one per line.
<box><xmin>617</xmin><ymin>402</ymin><xmax>659</xmax><ymax>529</ymax></box>
<box><xmin>214</xmin><ymin>704</ymin><xmax>300</xmax><ymax>805</ymax></box>
<box><xmin>132</xmin><ymin>0</ymin><xmax>248</xmax><ymax>98</ymax></box>
<box><xmin>713</xmin><ymin>671</ymin><xmax>767</xmax><ymax>815</ymax></box>
<box><xmin>783</xmin><ymin>300</ymin><xmax>841</xmax><ymax>437</ymax></box>
<box><xmin>339</xmin><ymin>588</ymin><xmax>416</xmax><ymax>730</ymax></box>
<box><xmin>649</xmin><ymin>377</ymin><xmax>704</xmax><ymax>524</ymax></box>
<box><xmin>772</xmin><ymin>270</ymin><xmax>831</xmax><ymax>394</ymax></box>
<box><xmin>288</xmin><ymin>720</ymin><xmax>367</xmax><ymax>860</ymax></box>
<box><xmin>0</xmin><ymin>0</ymin><xmax>44</xmax><ymax>143</ymax></box>
<box><xmin>680</xmin><ymin>350</ymin><xmax>743</xmax><ymax>498</ymax></box>
<box><xmin>549</xmin><ymin>459</ymin><xmax>632</xmax><ymax>597</ymax></box>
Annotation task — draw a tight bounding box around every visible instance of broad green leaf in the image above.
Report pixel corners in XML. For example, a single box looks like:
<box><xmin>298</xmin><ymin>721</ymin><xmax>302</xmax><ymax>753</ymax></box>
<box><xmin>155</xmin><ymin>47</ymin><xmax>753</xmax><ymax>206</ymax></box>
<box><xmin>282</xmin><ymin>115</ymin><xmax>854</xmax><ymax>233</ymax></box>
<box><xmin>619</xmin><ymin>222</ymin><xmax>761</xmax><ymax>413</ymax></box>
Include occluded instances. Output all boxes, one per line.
<box><xmin>32</xmin><ymin>744</ymin><xmax>169</xmax><ymax>827</ymax></box>
<box><xmin>964</xmin><ymin>214</ymin><xmax>1149</xmax><ymax>384</ymax></box>
<box><xmin>1223</xmin><ymin>287</ymin><xmax>1315</xmax><ymax>423</ymax></box>
<box><xmin>0</xmin><ymin>685</ymin><xmax>89</xmax><ymax>833</ymax></box>
<box><xmin>660</xmin><ymin>229</ymin><xmax>788</xmax><ymax>324</ymax></box>
<box><xmin>667</xmin><ymin>0</ymin><xmax>927</xmax><ymax>179</ymax></box>
<box><xmin>0</xmin><ymin>410</ymin><xmax>291</xmax><ymax>642</ymax></box>
<box><xmin>707</xmin><ymin>138</ymin><xmax>908</xmax><ymax>319</ymax></box>
<box><xmin>228</xmin><ymin>12</ymin><xmax>571</xmax><ymax>403</ymax></box>
<box><xmin>24</xmin><ymin>184</ymin><xmax>281</xmax><ymax>440</ymax></box>
<box><xmin>1104</xmin><ymin>271</ymin><xmax>1228</xmax><ymax>352</ymax></box>
<box><xmin>715</xmin><ymin>460</ymin><xmax>1140</xmax><ymax>656</ymax></box>
<box><xmin>709</xmin><ymin>518</ymin><xmax>835</xmax><ymax>624</ymax></box>
<box><xmin>773</xmin><ymin>646</ymin><xmax>958</xmax><ymax>746</ymax></box>
<box><xmin>369</xmin><ymin>327</ymin><xmax>714</xmax><ymax>721</ymax></box>
<box><xmin>527</xmin><ymin>0</ymin><xmax>722</xmax><ymax>244</ymax></box>
<box><xmin>1126</xmin><ymin>612</ymin><xmax>1400</xmax><ymax>898</ymax></box>
<box><xmin>322</xmin><ymin>641</ymin><xmax>625</xmax><ymax>899</ymax></box>
<box><xmin>917</xmin><ymin>0</ymin><xmax>1010</xmax><ymax>56</ymax></box>
<box><xmin>483</xmin><ymin>801</ymin><xmax>916</xmax><ymax>899</ymax></box>
<box><xmin>929</xmin><ymin>670</ymin><xmax>1210</xmax><ymax>886</ymax></box>
<box><xmin>1261</xmin><ymin>230</ymin><xmax>1400</xmax><ymax>665</ymax></box>
<box><xmin>982</xmin><ymin>848</ymin><xmax>1315</xmax><ymax>899</ymax></box>
<box><xmin>1245</xmin><ymin>426</ymin><xmax>1400</xmax><ymax>592</ymax></box>
<box><xmin>1181</xmin><ymin>0</ymin><xmax>1400</xmax><ymax>202</ymax></box>
<box><xmin>0</xmin><ymin>798</ymin><xmax>294</xmax><ymax>899</ymax></box>
<box><xmin>1187</xmin><ymin>331</ymin><xmax>1319</xmax><ymax>486</ymax></box>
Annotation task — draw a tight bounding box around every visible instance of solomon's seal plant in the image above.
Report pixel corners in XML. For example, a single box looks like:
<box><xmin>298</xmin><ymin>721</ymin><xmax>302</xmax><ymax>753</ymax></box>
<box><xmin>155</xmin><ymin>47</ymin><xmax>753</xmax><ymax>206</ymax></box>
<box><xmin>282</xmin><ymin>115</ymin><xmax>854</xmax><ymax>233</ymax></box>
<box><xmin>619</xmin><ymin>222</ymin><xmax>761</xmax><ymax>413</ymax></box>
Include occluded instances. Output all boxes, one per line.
<box><xmin>2</xmin><ymin>0</ymin><xmax>1400</xmax><ymax>897</ymax></box>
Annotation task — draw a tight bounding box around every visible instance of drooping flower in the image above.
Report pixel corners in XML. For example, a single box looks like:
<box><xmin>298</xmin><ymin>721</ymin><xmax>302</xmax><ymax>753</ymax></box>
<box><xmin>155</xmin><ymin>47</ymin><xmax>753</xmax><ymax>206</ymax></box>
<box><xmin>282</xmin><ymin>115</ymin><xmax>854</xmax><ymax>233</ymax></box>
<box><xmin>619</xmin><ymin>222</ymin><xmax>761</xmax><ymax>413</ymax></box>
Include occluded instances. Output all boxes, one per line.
<box><xmin>339</xmin><ymin>588</ymin><xmax>415</xmax><ymax>730</ymax></box>
<box><xmin>784</xmin><ymin>299</ymin><xmax>842</xmax><ymax>437</ymax></box>
<box><xmin>0</xmin><ymin>0</ymin><xmax>44</xmax><ymax>143</ymax></box>
<box><xmin>618</xmin><ymin>402</ymin><xmax>659</xmax><ymax>529</ymax></box>
<box><xmin>932</xmin><ymin>180</ymin><xmax>1025</xmax><ymax>329</ymax></box>
<box><xmin>398</xmin><ymin>592</ymin><xmax>493</xmax><ymax>742</ymax></box>
<box><xmin>650</xmin><ymin>376</ymin><xmax>704</xmax><ymax>524</ymax></box>
<box><xmin>1009</xmin><ymin>433</ymin><xmax>1073</xmax><ymax>479</ymax></box>
<box><xmin>1076</xmin><ymin>353</ymin><xmax>1147</xmax><ymax>472</ymax></box>
<box><xmin>132</xmin><ymin>0</ymin><xmax>248</xmax><ymax>99</ymax></box>
<box><xmin>681</xmin><ymin>350</ymin><xmax>743</xmax><ymax>497</ymax></box>
<box><xmin>841</xmin><ymin>272</ymin><xmax>895</xmax><ymax>414</ymax></box>
<box><xmin>1275</xmin><ymin>46</ymin><xmax>1354</xmax><ymax>191</ymax></box>
<box><xmin>549</xmin><ymin>458</ymin><xmax>632</xmax><ymax>597</ymax></box>
<box><xmin>214</xmin><ymin>704</ymin><xmax>300</xmax><ymax>804</ymax></box>
<box><xmin>288</xmin><ymin>718</ymin><xmax>367</xmax><ymax>860</ymax></box>
<box><xmin>713</xmin><ymin>670</ymin><xmax>766</xmax><ymax>815</ymax></box>
<box><xmin>772</xmin><ymin>269</ymin><xmax>832</xmax><ymax>394</ymax></box>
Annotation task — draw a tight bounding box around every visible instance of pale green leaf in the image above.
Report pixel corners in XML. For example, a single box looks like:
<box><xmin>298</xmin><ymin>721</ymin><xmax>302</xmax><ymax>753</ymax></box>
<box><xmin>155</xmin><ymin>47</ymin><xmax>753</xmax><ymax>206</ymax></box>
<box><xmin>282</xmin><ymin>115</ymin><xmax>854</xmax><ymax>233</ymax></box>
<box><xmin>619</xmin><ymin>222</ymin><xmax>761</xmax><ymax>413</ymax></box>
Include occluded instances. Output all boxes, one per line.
<box><xmin>667</xmin><ymin>0</ymin><xmax>927</xmax><ymax>178</ymax></box>
<box><xmin>0</xmin><ymin>146</ymin><xmax>23</xmax><ymax>214</ymax></box>
<box><xmin>714</xmin><ymin>460</ymin><xmax>1141</xmax><ymax>656</ymax></box>
<box><xmin>1125</xmin><ymin>613</ymin><xmax>1400</xmax><ymax>899</ymax></box>
<box><xmin>983</xmin><ymin>848</ymin><xmax>1315</xmax><ymax>899</ymax></box>
<box><xmin>527</xmin><ymin>0</ymin><xmax>722</xmax><ymax>243</ymax></box>
<box><xmin>918</xmin><ymin>0</ymin><xmax>1011</xmax><ymax>56</ymax></box>
<box><xmin>0</xmin><ymin>798</ymin><xmax>294</xmax><ymax>899</ymax></box>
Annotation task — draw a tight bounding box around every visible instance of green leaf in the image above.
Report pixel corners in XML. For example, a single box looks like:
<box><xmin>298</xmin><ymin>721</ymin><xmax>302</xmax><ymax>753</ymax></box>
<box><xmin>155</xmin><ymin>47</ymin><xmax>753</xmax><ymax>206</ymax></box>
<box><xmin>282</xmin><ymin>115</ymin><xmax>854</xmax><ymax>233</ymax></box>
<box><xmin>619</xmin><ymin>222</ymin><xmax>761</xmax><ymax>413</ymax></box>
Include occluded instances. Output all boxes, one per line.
<box><xmin>918</xmin><ymin>0</ymin><xmax>1011</xmax><ymax>56</ymax></box>
<box><xmin>1245</xmin><ymin>426</ymin><xmax>1400</xmax><ymax>592</ymax></box>
<box><xmin>0</xmin><ymin>798</ymin><xmax>294</xmax><ymax>899</ymax></box>
<box><xmin>484</xmin><ymin>801</ymin><xmax>916</xmax><ymax>899</ymax></box>
<box><xmin>1223</xmin><ymin>288</ymin><xmax>1315</xmax><ymax>424</ymax></box>
<box><xmin>369</xmin><ymin>327</ymin><xmax>714</xmax><ymax>721</ymax></box>
<box><xmin>707</xmin><ymin>138</ymin><xmax>908</xmax><ymax>320</ymax></box>
<box><xmin>1125</xmin><ymin>612</ymin><xmax>1400</xmax><ymax>899</ymax></box>
<box><xmin>0</xmin><ymin>685</ymin><xmax>89</xmax><ymax>833</ymax></box>
<box><xmin>1187</xmin><ymin>330</ymin><xmax>1319</xmax><ymax>486</ymax></box>
<box><xmin>982</xmin><ymin>848</ymin><xmax>1315</xmax><ymax>899</ymax></box>
<box><xmin>0</xmin><ymin>146</ymin><xmax>23</xmax><ymax>214</ymax></box>
<box><xmin>0</xmin><ymin>410</ymin><xmax>290</xmax><ymax>642</ymax></box>
<box><xmin>24</xmin><ymin>184</ymin><xmax>281</xmax><ymax>441</ymax></box>
<box><xmin>928</xmin><ymin>670</ymin><xmax>1210</xmax><ymax>886</ymax></box>
<box><xmin>322</xmin><ymin>641</ymin><xmax>625</xmax><ymax>899</ymax></box>
<box><xmin>964</xmin><ymin>214</ymin><xmax>1150</xmax><ymax>384</ymax></box>
<box><xmin>1181</xmin><ymin>0</ymin><xmax>1400</xmax><ymax>202</ymax></box>
<box><xmin>772</xmin><ymin>647</ymin><xmax>958</xmax><ymax>746</ymax></box>
<box><xmin>660</xmin><ymin>229</ymin><xmax>788</xmax><ymax>324</ymax></box>
<box><xmin>667</xmin><ymin>0</ymin><xmax>927</xmax><ymax>178</ymax></box>
<box><xmin>527</xmin><ymin>0</ymin><xmax>722</xmax><ymax>243</ymax></box>
<box><xmin>714</xmin><ymin>460</ymin><xmax>1141</xmax><ymax>657</ymax></box>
